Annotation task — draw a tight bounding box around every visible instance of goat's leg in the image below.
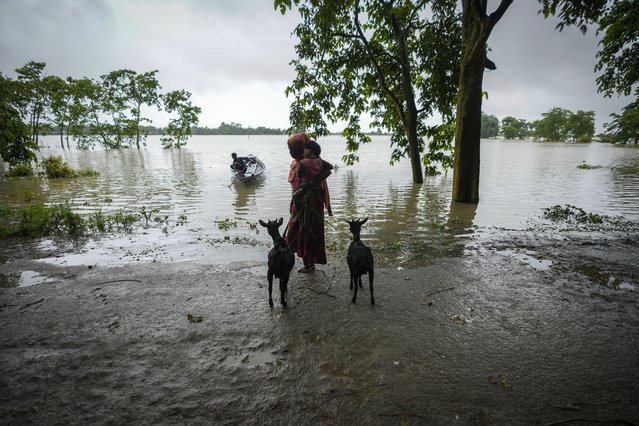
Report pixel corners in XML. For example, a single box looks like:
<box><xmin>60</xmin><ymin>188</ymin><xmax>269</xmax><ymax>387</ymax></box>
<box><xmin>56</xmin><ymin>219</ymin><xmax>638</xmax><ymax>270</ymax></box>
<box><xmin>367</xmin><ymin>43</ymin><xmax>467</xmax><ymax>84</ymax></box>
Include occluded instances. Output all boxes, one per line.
<box><xmin>349</xmin><ymin>267</ymin><xmax>354</xmax><ymax>290</ymax></box>
<box><xmin>358</xmin><ymin>275</ymin><xmax>363</xmax><ymax>288</ymax></box>
<box><xmin>369</xmin><ymin>268</ymin><xmax>375</xmax><ymax>305</ymax></box>
<box><xmin>267</xmin><ymin>271</ymin><xmax>274</xmax><ymax>307</ymax></box>
<box><xmin>352</xmin><ymin>273</ymin><xmax>359</xmax><ymax>304</ymax></box>
<box><xmin>280</xmin><ymin>275</ymin><xmax>288</xmax><ymax>307</ymax></box>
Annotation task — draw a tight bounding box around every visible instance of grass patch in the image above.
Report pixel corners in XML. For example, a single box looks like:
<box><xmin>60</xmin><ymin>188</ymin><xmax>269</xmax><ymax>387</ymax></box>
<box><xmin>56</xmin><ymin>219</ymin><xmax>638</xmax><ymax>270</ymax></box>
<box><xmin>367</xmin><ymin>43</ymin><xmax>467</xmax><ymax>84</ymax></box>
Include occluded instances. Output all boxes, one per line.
<box><xmin>0</xmin><ymin>203</ymin><xmax>85</xmax><ymax>238</ymax></box>
<box><xmin>0</xmin><ymin>202</ymin><xmax>183</xmax><ymax>239</ymax></box>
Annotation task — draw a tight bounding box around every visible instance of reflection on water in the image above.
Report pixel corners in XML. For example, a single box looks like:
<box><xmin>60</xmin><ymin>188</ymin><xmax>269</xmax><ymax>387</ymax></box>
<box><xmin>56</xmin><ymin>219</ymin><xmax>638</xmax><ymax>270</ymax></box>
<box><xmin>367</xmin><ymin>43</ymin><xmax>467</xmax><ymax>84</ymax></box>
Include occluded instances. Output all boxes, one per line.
<box><xmin>1</xmin><ymin>136</ymin><xmax>638</xmax><ymax>267</ymax></box>
<box><xmin>232</xmin><ymin>178</ymin><xmax>265</xmax><ymax>213</ymax></box>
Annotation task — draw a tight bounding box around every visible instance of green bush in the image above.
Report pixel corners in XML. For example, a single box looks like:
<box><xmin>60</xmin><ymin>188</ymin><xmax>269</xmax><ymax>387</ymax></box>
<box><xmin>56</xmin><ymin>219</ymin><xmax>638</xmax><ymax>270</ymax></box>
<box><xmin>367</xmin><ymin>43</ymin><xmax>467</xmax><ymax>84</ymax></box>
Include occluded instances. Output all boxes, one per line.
<box><xmin>6</xmin><ymin>162</ymin><xmax>34</xmax><ymax>177</ymax></box>
<box><xmin>42</xmin><ymin>156</ymin><xmax>77</xmax><ymax>178</ymax></box>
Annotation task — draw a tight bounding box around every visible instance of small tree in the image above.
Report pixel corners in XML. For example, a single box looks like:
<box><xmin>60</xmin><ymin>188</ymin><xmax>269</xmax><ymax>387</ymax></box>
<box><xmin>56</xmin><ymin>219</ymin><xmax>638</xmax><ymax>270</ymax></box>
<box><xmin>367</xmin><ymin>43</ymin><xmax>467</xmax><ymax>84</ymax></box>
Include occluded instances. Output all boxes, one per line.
<box><xmin>14</xmin><ymin>61</ymin><xmax>48</xmax><ymax>147</ymax></box>
<box><xmin>67</xmin><ymin>78</ymin><xmax>93</xmax><ymax>149</ymax></box>
<box><xmin>480</xmin><ymin>112</ymin><xmax>499</xmax><ymax>138</ymax></box>
<box><xmin>161</xmin><ymin>90</ymin><xmax>201</xmax><ymax>149</ymax></box>
<box><xmin>567</xmin><ymin>110</ymin><xmax>595</xmax><ymax>143</ymax></box>
<box><xmin>45</xmin><ymin>75</ymin><xmax>72</xmax><ymax>149</ymax></box>
<box><xmin>101</xmin><ymin>69</ymin><xmax>162</xmax><ymax>149</ymax></box>
<box><xmin>500</xmin><ymin>116</ymin><xmax>530</xmax><ymax>139</ymax></box>
<box><xmin>532</xmin><ymin>107</ymin><xmax>572</xmax><ymax>141</ymax></box>
<box><xmin>78</xmin><ymin>78</ymin><xmax>114</xmax><ymax>148</ymax></box>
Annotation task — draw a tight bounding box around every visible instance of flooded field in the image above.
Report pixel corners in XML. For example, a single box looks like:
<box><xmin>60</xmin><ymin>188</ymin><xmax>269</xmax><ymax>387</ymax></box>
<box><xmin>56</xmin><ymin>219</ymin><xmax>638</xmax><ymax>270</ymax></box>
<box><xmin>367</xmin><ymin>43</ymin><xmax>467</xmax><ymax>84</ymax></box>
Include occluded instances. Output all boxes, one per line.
<box><xmin>1</xmin><ymin>135</ymin><xmax>638</xmax><ymax>269</ymax></box>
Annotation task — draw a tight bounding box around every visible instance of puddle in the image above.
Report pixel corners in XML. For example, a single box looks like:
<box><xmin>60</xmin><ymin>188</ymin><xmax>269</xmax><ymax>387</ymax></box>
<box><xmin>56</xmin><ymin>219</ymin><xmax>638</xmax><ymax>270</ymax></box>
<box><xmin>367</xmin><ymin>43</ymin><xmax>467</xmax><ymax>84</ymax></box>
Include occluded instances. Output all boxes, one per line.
<box><xmin>498</xmin><ymin>249</ymin><xmax>553</xmax><ymax>271</ymax></box>
<box><xmin>35</xmin><ymin>235</ymin><xmax>267</xmax><ymax>268</ymax></box>
<box><xmin>18</xmin><ymin>271</ymin><xmax>57</xmax><ymax>288</ymax></box>
<box><xmin>575</xmin><ymin>265</ymin><xmax>635</xmax><ymax>291</ymax></box>
<box><xmin>474</xmin><ymin>247</ymin><xmax>553</xmax><ymax>271</ymax></box>
<box><xmin>0</xmin><ymin>271</ymin><xmax>56</xmax><ymax>288</ymax></box>
<box><xmin>221</xmin><ymin>349</ymin><xmax>276</xmax><ymax>366</ymax></box>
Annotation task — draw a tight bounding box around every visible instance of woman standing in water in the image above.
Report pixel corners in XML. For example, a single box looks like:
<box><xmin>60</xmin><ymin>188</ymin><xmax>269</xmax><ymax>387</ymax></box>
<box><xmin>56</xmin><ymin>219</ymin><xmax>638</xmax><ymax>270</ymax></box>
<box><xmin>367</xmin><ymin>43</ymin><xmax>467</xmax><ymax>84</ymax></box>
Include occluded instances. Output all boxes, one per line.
<box><xmin>285</xmin><ymin>133</ymin><xmax>333</xmax><ymax>273</ymax></box>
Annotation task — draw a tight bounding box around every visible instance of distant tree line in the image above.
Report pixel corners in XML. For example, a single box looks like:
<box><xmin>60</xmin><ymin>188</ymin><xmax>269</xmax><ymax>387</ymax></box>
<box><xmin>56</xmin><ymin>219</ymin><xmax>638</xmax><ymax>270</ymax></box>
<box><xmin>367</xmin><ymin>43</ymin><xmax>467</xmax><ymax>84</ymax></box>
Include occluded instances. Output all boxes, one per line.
<box><xmin>190</xmin><ymin>122</ymin><xmax>286</xmax><ymax>135</ymax></box>
<box><xmin>479</xmin><ymin>106</ymin><xmax>639</xmax><ymax>143</ymax></box>
<box><xmin>118</xmin><ymin>122</ymin><xmax>286</xmax><ymax>137</ymax></box>
<box><xmin>0</xmin><ymin>60</ymin><xmax>202</xmax><ymax>167</ymax></box>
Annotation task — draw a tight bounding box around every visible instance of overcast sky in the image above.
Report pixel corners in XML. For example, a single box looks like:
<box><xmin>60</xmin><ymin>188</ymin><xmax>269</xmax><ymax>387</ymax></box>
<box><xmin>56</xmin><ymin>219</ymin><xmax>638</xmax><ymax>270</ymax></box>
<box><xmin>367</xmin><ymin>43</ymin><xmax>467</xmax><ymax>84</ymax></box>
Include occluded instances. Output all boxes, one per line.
<box><xmin>0</xmin><ymin>0</ymin><xmax>631</xmax><ymax>132</ymax></box>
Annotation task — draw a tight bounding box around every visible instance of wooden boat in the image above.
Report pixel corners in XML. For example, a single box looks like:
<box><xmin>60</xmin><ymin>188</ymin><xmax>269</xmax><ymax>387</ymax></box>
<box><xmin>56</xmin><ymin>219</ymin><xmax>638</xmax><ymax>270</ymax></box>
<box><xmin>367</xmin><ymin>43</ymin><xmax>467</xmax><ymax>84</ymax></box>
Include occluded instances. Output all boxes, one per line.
<box><xmin>230</xmin><ymin>154</ymin><xmax>265</xmax><ymax>183</ymax></box>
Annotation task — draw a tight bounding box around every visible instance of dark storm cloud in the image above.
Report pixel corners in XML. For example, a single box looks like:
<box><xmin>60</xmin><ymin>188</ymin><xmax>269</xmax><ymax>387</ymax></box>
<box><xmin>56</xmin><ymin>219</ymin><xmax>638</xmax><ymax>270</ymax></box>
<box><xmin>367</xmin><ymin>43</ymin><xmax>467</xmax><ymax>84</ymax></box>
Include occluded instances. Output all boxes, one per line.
<box><xmin>0</xmin><ymin>0</ymin><xmax>631</xmax><ymax>130</ymax></box>
<box><xmin>0</xmin><ymin>0</ymin><xmax>297</xmax><ymax>88</ymax></box>
<box><xmin>0</xmin><ymin>0</ymin><xmax>115</xmax><ymax>79</ymax></box>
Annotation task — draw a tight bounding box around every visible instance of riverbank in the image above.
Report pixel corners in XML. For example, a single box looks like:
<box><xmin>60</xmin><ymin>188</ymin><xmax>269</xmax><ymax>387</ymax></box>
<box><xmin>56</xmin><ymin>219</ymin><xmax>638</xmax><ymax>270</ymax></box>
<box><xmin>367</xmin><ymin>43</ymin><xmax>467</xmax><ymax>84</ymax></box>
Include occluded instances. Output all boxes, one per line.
<box><xmin>1</xmin><ymin>230</ymin><xmax>638</xmax><ymax>425</ymax></box>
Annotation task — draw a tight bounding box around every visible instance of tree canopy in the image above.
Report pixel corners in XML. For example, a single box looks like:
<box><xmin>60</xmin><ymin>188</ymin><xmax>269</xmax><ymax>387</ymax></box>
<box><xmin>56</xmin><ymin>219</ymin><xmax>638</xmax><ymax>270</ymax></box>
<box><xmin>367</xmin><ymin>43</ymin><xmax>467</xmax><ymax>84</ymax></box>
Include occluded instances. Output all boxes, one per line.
<box><xmin>0</xmin><ymin>74</ymin><xmax>37</xmax><ymax>166</ymax></box>
<box><xmin>275</xmin><ymin>0</ymin><xmax>462</xmax><ymax>180</ymax></box>
<box><xmin>531</xmin><ymin>107</ymin><xmax>595</xmax><ymax>142</ymax></box>
<box><xmin>0</xmin><ymin>61</ymin><xmax>202</xmax><ymax>157</ymax></box>
<box><xmin>161</xmin><ymin>90</ymin><xmax>201</xmax><ymax>149</ymax></box>
<box><xmin>480</xmin><ymin>112</ymin><xmax>499</xmax><ymax>138</ymax></box>
<box><xmin>500</xmin><ymin>116</ymin><xmax>530</xmax><ymax>139</ymax></box>
<box><xmin>605</xmin><ymin>100</ymin><xmax>639</xmax><ymax>144</ymax></box>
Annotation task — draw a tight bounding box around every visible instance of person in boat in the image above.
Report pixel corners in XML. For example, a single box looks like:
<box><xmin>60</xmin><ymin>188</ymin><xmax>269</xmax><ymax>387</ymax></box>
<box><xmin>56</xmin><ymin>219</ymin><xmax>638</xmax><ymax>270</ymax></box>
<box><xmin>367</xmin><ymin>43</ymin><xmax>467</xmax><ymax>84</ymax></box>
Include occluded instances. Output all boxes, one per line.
<box><xmin>230</xmin><ymin>152</ymin><xmax>251</xmax><ymax>174</ymax></box>
<box><xmin>285</xmin><ymin>134</ymin><xmax>333</xmax><ymax>273</ymax></box>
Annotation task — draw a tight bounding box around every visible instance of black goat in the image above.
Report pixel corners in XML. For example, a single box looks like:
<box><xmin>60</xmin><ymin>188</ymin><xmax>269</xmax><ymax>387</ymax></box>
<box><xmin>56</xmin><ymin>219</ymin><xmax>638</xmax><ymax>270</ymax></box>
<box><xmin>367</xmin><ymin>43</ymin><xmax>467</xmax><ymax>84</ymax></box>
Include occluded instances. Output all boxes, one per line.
<box><xmin>346</xmin><ymin>218</ymin><xmax>375</xmax><ymax>305</ymax></box>
<box><xmin>259</xmin><ymin>217</ymin><xmax>295</xmax><ymax>307</ymax></box>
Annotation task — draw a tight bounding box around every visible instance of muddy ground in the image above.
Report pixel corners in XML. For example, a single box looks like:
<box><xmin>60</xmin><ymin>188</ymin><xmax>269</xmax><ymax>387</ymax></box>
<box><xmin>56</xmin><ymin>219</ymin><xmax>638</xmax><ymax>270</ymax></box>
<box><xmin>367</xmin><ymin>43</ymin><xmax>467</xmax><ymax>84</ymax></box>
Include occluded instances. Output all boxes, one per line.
<box><xmin>0</xmin><ymin>230</ymin><xmax>638</xmax><ymax>425</ymax></box>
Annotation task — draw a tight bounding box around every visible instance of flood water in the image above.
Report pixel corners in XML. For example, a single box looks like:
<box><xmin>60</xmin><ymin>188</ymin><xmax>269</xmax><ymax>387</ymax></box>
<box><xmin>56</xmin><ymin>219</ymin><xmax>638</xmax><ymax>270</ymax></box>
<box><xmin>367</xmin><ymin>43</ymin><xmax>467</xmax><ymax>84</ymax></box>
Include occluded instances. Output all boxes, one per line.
<box><xmin>1</xmin><ymin>135</ymin><xmax>638</xmax><ymax>267</ymax></box>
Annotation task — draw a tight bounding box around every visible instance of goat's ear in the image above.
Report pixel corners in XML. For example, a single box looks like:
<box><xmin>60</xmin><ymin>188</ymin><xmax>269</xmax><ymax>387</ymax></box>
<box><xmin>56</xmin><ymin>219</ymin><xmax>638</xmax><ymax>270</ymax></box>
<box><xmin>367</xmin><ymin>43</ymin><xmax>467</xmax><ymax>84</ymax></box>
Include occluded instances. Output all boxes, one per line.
<box><xmin>277</xmin><ymin>217</ymin><xmax>283</xmax><ymax>226</ymax></box>
<box><xmin>360</xmin><ymin>217</ymin><xmax>368</xmax><ymax>225</ymax></box>
<box><xmin>258</xmin><ymin>220</ymin><xmax>267</xmax><ymax>227</ymax></box>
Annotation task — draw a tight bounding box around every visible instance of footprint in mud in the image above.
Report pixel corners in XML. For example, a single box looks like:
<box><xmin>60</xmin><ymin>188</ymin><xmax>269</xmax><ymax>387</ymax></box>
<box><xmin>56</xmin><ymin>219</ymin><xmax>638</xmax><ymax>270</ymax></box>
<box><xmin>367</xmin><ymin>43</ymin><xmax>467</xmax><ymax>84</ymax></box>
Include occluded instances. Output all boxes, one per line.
<box><xmin>108</xmin><ymin>321</ymin><xmax>119</xmax><ymax>332</ymax></box>
<box><xmin>91</xmin><ymin>288</ymin><xmax>108</xmax><ymax>305</ymax></box>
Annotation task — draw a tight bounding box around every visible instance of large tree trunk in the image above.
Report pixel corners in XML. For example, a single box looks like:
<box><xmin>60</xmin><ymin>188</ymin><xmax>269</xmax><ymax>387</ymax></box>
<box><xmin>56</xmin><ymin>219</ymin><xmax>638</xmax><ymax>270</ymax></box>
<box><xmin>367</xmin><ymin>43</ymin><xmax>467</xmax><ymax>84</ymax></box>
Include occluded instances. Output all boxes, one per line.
<box><xmin>406</xmin><ymin>115</ymin><xmax>423</xmax><ymax>184</ymax></box>
<box><xmin>453</xmin><ymin>40</ymin><xmax>485</xmax><ymax>203</ymax></box>
<box><xmin>452</xmin><ymin>0</ymin><xmax>512</xmax><ymax>203</ymax></box>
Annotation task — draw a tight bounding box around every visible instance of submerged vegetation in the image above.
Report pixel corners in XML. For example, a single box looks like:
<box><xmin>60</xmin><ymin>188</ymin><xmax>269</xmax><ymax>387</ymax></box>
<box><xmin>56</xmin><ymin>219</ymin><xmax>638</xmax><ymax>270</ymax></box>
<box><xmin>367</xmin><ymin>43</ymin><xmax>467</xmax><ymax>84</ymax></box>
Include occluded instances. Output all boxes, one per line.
<box><xmin>543</xmin><ymin>205</ymin><xmax>606</xmax><ymax>224</ymax></box>
<box><xmin>6</xmin><ymin>163</ymin><xmax>34</xmax><ymax>177</ymax></box>
<box><xmin>0</xmin><ymin>202</ymin><xmax>188</xmax><ymax>239</ymax></box>
<box><xmin>576</xmin><ymin>163</ymin><xmax>602</xmax><ymax>170</ymax></box>
<box><xmin>41</xmin><ymin>156</ymin><xmax>99</xmax><ymax>178</ymax></box>
<box><xmin>3</xmin><ymin>156</ymin><xmax>98</xmax><ymax>179</ymax></box>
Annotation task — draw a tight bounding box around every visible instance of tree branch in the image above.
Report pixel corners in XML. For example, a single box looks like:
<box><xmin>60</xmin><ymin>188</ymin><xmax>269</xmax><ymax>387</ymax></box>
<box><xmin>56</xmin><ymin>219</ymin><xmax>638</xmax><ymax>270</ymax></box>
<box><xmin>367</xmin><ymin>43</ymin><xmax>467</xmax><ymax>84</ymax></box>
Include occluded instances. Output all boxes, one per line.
<box><xmin>488</xmin><ymin>0</ymin><xmax>513</xmax><ymax>32</ymax></box>
<box><xmin>353</xmin><ymin>0</ymin><xmax>406</xmax><ymax>125</ymax></box>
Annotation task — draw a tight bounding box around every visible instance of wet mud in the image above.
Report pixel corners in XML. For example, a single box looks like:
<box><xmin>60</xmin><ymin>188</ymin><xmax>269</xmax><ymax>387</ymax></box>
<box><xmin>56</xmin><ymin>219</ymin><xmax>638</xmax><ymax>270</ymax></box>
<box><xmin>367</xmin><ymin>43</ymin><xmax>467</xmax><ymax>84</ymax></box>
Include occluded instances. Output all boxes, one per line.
<box><xmin>0</xmin><ymin>230</ymin><xmax>638</xmax><ymax>425</ymax></box>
